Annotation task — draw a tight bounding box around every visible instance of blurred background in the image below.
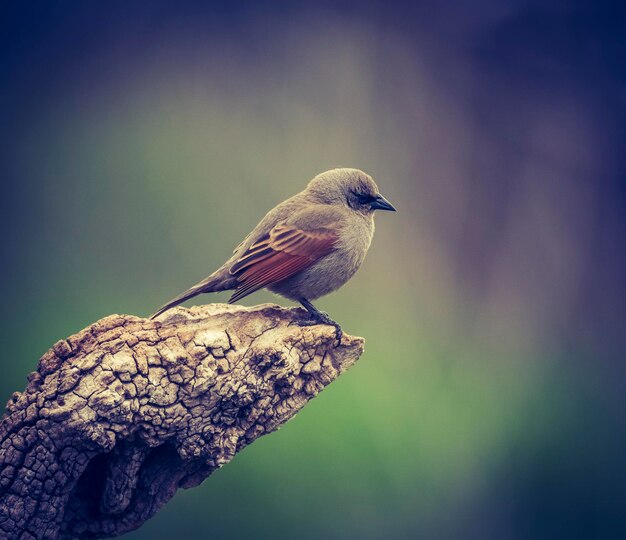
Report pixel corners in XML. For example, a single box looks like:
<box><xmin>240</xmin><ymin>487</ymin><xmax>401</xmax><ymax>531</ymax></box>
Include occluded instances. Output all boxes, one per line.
<box><xmin>1</xmin><ymin>1</ymin><xmax>625</xmax><ymax>538</ymax></box>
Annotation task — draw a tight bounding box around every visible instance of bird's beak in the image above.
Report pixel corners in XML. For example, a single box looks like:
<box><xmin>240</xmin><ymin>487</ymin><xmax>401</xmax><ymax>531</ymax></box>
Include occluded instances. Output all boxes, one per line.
<box><xmin>370</xmin><ymin>193</ymin><xmax>397</xmax><ymax>212</ymax></box>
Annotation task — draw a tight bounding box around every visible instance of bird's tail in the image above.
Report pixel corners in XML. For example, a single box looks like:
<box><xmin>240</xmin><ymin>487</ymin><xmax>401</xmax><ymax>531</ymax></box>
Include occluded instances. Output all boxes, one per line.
<box><xmin>150</xmin><ymin>270</ymin><xmax>236</xmax><ymax>320</ymax></box>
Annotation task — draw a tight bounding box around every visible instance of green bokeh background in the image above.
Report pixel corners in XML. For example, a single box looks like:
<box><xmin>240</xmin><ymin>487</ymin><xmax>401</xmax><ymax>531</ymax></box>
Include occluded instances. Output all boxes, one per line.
<box><xmin>1</xmin><ymin>3</ymin><xmax>625</xmax><ymax>539</ymax></box>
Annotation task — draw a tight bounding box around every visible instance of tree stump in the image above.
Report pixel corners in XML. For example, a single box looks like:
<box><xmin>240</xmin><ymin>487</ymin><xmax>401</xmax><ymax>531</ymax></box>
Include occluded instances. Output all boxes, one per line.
<box><xmin>0</xmin><ymin>303</ymin><xmax>364</xmax><ymax>539</ymax></box>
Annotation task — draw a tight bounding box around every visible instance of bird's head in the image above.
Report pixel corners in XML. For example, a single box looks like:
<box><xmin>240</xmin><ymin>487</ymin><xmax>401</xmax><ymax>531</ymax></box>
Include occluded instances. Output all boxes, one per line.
<box><xmin>306</xmin><ymin>168</ymin><xmax>396</xmax><ymax>215</ymax></box>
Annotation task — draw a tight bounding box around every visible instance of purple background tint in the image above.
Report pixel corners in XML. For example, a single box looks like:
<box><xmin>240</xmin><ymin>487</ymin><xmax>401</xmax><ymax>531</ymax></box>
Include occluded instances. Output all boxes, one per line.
<box><xmin>1</xmin><ymin>2</ymin><xmax>625</xmax><ymax>539</ymax></box>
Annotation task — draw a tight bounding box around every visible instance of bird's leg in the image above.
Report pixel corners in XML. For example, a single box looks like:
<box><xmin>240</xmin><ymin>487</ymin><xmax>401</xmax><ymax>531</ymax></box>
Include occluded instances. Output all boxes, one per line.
<box><xmin>297</xmin><ymin>298</ymin><xmax>343</xmax><ymax>345</ymax></box>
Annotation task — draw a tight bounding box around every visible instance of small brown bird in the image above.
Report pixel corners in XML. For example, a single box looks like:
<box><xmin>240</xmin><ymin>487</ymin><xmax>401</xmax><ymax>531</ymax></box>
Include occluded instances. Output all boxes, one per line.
<box><xmin>151</xmin><ymin>168</ymin><xmax>396</xmax><ymax>339</ymax></box>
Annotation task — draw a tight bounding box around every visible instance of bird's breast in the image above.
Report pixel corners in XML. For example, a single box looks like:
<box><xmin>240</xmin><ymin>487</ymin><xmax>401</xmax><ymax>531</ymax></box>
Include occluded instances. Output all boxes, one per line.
<box><xmin>336</xmin><ymin>214</ymin><xmax>374</xmax><ymax>261</ymax></box>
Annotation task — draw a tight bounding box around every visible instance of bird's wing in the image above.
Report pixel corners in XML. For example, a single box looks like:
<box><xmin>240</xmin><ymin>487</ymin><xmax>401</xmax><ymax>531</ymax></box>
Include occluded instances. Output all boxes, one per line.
<box><xmin>232</xmin><ymin>231</ymin><xmax>252</xmax><ymax>254</ymax></box>
<box><xmin>228</xmin><ymin>224</ymin><xmax>339</xmax><ymax>303</ymax></box>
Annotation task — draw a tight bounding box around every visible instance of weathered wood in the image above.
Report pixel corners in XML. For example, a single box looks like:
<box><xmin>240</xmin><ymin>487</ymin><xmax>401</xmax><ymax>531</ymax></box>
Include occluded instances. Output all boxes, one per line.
<box><xmin>0</xmin><ymin>303</ymin><xmax>364</xmax><ymax>539</ymax></box>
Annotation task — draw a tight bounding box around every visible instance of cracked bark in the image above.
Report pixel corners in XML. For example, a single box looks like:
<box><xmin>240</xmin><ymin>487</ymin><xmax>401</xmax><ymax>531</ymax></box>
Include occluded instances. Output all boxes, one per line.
<box><xmin>0</xmin><ymin>303</ymin><xmax>364</xmax><ymax>539</ymax></box>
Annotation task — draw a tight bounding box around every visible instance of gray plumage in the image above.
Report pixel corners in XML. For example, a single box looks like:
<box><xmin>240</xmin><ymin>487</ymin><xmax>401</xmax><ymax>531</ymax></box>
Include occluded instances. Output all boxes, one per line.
<box><xmin>151</xmin><ymin>168</ymin><xmax>395</xmax><ymax>336</ymax></box>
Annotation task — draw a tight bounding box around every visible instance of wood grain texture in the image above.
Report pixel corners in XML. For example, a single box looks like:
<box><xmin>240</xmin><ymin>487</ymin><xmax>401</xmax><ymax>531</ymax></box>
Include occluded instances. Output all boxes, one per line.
<box><xmin>0</xmin><ymin>304</ymin><xmax>364</xmax><ymax>539</ymax></box>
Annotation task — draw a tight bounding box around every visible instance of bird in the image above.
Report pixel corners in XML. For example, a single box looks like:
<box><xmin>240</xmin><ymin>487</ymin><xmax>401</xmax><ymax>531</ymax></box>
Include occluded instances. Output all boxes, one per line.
<box><xmin>150</xmin><ymin>168</ymin><xmax>396</xmax><ymax>341</ymax></box>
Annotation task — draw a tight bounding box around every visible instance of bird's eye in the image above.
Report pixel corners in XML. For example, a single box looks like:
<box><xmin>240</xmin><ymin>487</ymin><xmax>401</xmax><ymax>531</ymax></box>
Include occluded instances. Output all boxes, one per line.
<box><xmin>355</xmin><ymin>192</ymin><xmax>374</xmax><ymax>205</ymax></box>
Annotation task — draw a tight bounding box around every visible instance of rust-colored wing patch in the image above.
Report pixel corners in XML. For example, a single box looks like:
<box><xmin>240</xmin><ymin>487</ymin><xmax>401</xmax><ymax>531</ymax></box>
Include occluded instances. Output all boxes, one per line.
<box><xmin>228</xmin><ymin>224</ymin><xmax>338</xmax><ymax>303</ymax></box>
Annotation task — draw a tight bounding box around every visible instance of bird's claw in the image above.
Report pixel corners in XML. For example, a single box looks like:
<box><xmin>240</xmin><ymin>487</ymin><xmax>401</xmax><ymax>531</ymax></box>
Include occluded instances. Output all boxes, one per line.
<box><xmin>316</xmin><ymin>312</ymin><xmax>343</xmax><ymax>346</ymax></box>
<box><xmin>294</xmin><ymin>311</ymin><xmax>343</xmax><ymax>346</ymax></box>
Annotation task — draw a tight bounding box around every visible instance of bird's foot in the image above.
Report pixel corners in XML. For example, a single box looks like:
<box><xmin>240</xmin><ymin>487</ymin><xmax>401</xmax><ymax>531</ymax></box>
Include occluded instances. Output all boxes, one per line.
<box><xmin>295</xmin><ymin>311</ymin><xmax>343</xmax><ymax>346</ymax></box>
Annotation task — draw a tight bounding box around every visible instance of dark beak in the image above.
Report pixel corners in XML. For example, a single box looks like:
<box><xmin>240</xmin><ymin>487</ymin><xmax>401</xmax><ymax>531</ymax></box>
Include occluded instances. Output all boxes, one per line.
<box><xmin>370</xmin><ymin>193</ymin><xmax>397</xmax><ymax>212</ymax></box>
